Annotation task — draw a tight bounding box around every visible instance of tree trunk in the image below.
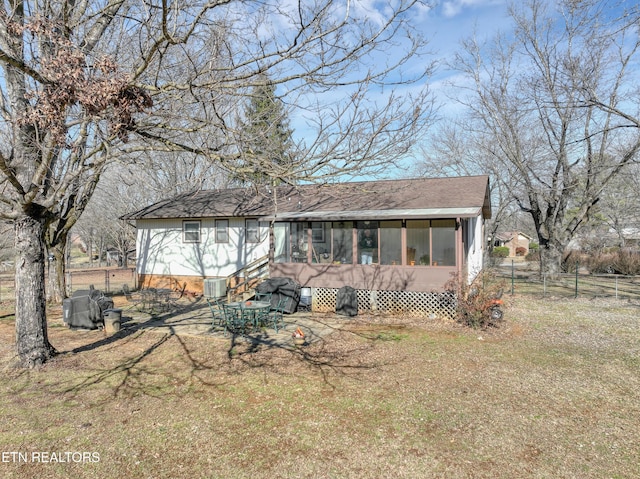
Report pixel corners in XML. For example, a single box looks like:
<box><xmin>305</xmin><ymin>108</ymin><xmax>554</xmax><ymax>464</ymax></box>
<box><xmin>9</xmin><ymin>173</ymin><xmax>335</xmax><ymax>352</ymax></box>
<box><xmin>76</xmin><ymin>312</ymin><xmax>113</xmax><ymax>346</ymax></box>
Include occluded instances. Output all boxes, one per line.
<box><xmin>15</xmin><ymin>215</ymin><xmax>56</xmax><ymax>367</ymax></box>
<box><xmin>539</xmin><ymin>240</ymin><xmax>565</xmax><ymax>278</ymax></box>
<box><xmin>46</xmin><ymin>239</ymin><xmax>67</xmax><ymax>304</ymax></box>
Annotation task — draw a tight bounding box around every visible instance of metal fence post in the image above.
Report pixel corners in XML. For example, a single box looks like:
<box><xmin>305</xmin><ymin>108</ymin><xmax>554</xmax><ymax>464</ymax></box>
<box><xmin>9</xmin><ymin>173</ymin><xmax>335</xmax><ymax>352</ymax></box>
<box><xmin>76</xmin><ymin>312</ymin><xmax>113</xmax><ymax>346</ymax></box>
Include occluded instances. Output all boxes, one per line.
<box><xmin>511</xmin><ymin>259</ymin><xmax>515</xmax><ymax>295</ymax></box>
<box><xmin>575</xmin><ymin>261</ymin><xmax>579</xmax><ymax>298</ymax></box>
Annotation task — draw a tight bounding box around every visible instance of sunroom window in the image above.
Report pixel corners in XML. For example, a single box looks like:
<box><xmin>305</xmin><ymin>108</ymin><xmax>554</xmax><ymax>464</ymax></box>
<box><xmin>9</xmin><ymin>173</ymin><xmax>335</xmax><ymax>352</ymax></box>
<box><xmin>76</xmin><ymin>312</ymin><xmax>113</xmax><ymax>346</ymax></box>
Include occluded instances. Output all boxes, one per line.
<box><xmin>432</xmin><ymin>219</ymin><xmax>456</xmax><ymax>266</ymax></box>
<box><xmin>407</xmin><ymin>220</ymin><xmax>430</xmax><ymax>265</ymax></box>
<box><xmin>357</xmin><ymin>221</ymin><xmax>378</xmax><ymax>264</ymax></box>
<box><xmin>379</xmin><ymin>221</ymin><xmax>402</xmax><ymax>265</ymax></box>
<box><xmin>332</xmin><ymin>221</ymin><xmax>353</xmax><ymax>264</ymax></box>
<box><xmin>311</xmin><ymin>222</ymin><xmax>332</xmax><ymax>263</ymax></box>
<box><xmin>274</xmin><ymin>222</ymin><xmax>290</xmax><ymax>263</ymax></box>
<box><xmin>291</xmin><ymin>223</ymin><xmax>308</xmax><ymax>262</ymax></box>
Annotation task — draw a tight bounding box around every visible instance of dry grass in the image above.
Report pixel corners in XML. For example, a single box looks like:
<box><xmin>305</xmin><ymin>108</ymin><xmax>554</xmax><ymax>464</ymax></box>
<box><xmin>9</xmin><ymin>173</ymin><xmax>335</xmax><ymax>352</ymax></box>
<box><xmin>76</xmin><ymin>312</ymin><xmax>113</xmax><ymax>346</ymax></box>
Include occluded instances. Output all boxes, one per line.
<box><xmin>1</xmin><ymin>296</ymin><xmax>639</xmax><ymax>478</ymax></box>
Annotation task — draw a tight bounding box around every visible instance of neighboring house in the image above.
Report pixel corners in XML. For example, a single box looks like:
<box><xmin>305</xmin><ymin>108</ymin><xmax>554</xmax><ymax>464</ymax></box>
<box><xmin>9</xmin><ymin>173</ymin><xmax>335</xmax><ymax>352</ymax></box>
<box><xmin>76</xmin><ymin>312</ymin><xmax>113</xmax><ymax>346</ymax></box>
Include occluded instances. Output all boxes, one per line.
<box><xmin>123</xmin><ymin>176</ymin><xmax>492</xmax><ymax>315</ymax></box>
<box><xmin>493</xmin><ymin>231</ymin><xmax>532</xmax><ymax>257</ymax></box>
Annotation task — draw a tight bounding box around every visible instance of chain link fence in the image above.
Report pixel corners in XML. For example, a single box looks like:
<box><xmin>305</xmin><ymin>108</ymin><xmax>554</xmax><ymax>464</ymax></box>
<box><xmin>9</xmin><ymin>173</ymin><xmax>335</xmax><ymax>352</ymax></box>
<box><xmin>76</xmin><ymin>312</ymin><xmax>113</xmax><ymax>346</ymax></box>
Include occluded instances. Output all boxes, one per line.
<box><xmin>489</xmin><ymin>261</ymin><xmax>640</xmax><ymax>300</ymax></box>
<box><xmin>64</xmin><ymin>267</ymin><xmax>137</xmax><ymax>295</ymax></box>
<box><xmin>0</xmin><ymin>268</ymin><xmax>137</xmax><ymax>302</ymax></box>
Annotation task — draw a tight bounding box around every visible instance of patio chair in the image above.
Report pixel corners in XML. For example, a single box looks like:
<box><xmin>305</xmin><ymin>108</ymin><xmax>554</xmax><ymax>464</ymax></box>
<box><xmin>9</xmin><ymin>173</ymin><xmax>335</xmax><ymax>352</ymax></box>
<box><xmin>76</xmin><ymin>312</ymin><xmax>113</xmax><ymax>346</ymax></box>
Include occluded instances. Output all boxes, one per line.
<box><xmin>206</xmin><ymin>297</ymin><xmax>225</xmax><ymax>330</ymax></box>
<box><xmin>255</xmin><ymin>292</ymin><xmax>272</xmax><ymax>303</ymax></box>
<box><xmin>222</xmin><ymin>303</ymin><xmax>247</xmax><ymax>336</ymax></box>
<box><xmin>265</xmin><ymin>297</ymin><xmax>286</xmax><ymax>333</ymax></box>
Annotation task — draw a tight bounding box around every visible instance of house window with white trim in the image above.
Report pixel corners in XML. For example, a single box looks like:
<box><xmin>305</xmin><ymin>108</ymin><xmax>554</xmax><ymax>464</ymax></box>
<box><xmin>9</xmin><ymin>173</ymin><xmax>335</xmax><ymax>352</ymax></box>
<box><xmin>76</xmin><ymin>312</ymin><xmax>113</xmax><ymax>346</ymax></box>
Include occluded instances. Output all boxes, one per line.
<box><xmin>183</xmin><ymin>221</ymin><xmax>201</xmax><ymax>243</ymax></box>
<box><xmin>215</xmin><ymin>219</ymin><xmax>229</xmax><ymax>243</ymax></box>
<box><xmin>246</xmin><ymin>219</ymin><xmax>260</xmax><ymax>243</ymax></box>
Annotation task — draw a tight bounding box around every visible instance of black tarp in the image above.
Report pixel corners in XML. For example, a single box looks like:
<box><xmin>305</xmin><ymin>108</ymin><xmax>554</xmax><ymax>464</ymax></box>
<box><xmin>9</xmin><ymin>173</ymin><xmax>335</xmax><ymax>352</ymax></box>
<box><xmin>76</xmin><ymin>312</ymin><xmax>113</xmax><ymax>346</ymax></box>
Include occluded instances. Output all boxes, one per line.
<box><xmin>256</xmin><ymin>277</ymin><xmax>301</xmax><ymax>314</ymax></box>
<box><xmin>336</xmin><ymin>286</ymin><xmax>358</xmax><ymax>317</ymax></box>
<box><xmin>63</xmin><ymin>287</ymin><xmax>114</xmax><ymax>329</ymax></box>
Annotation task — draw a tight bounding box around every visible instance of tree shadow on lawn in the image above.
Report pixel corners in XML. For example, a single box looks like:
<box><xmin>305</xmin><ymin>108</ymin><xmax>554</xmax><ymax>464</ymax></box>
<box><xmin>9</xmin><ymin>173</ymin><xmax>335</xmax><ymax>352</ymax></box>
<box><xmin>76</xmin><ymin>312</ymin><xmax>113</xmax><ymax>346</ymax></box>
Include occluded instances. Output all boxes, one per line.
<box><xmin>39</xmin><ymin>303</ymin><xmax>404</xmax><ymax>401</ymax></box>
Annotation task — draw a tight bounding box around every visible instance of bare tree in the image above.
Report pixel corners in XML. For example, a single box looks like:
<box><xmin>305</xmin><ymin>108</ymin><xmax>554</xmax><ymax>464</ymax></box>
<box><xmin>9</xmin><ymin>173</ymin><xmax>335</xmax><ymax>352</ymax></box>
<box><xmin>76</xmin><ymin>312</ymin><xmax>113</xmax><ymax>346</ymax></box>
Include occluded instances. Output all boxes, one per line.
<box><xmin>593</xmin><ymin>163</ymin><xmax>640</xmax><ymax>248</ymax></box>
<box><xmin>0</xmin><ymin>1</ymin><xmax>436</xmax><ymax>367</ymax></box>
<box><xmin>450</xmin><ymin>0</ymin><xmax>640</xmax><ymax>274</ymax></box>
<box><xmin>415</xmin><ymin>119</ymin><xmax>528</xmax><ymax>249</ymax></box>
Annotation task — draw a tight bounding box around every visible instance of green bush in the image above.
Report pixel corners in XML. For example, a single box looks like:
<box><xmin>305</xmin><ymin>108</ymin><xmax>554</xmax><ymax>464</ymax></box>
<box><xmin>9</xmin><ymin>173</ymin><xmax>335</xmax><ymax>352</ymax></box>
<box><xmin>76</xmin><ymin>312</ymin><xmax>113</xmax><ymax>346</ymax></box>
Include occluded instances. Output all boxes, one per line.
<box><xmin>529</xmin><ymin>242</ymin><xmax>539</xmax><ymax>250</ymax></box>
<box><xmin>491</xmin><ymin>246</ymin><xmax>509</xmax><ymax>258</ymax></box>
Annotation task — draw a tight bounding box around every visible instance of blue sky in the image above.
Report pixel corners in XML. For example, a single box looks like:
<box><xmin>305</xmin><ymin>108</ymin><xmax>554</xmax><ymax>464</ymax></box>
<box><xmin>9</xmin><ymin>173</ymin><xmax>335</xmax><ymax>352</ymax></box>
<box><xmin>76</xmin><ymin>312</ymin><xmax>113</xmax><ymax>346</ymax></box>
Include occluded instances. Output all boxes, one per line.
<box><xmin>304</xmin><ymin>0</ymin><xmax>516</xmax><ymax>179</ymax></box>
<box><xmin>413</xmin><ymin>0</ymin><xmax>514</xmax><ymax>121</ymax></box>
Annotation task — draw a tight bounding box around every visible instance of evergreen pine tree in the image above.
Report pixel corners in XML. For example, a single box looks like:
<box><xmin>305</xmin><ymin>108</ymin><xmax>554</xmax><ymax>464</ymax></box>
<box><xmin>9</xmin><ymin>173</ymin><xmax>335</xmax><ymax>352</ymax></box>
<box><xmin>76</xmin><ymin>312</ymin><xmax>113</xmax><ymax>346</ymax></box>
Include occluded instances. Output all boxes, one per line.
<box><xmin>236</xmin><ymin>79</ymin><xmax>294</xmax><ymax>185</ymax></box>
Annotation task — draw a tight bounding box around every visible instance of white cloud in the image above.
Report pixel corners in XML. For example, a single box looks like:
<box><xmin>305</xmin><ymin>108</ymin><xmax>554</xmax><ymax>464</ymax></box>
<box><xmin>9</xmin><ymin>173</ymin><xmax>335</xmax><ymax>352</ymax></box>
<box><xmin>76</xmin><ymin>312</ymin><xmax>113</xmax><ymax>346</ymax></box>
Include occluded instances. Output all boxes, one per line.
<box><xmin>441</xmin><ymin>0</ymin><xmax>505</xmax><ymax>19</ymax></box>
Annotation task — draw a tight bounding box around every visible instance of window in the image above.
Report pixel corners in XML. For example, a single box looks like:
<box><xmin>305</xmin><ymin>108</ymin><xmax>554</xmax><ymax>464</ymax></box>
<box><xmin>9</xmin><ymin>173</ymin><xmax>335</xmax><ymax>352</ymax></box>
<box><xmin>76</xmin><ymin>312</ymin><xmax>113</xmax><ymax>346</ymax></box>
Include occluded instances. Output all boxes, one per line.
<box><xmin>332</xmin><ymin>221</ymin><xmax>353</xmax><ymax>264</ymax></box>
<box><xmin>432</xmin><ymin>219</ymin><xmax>456</xmax><ymax>266</ymax></box>
<box><xmin>274</xmin><ymin>222</ymin><xmax>290</xmax><ymax>263</ymax></box>
<box><xmin>312</xmin><ymin>222</ymin><xmax>331</xmax><ymax>263</ymax></box>
<box><xmin>379</xmin><ymin>221</ymin><xmax>402</xmax><ymax>265</ymax></box>
<box><xmin>311</xmin><ymin>222</ymin><xmax>326</xmax><ymax>242</ymax></box>
<box><xmin>215</xmin><ymin>219</ymin><xmax>229</xmax><ymax>243</ymax></box>
<box><xmin>183</xmin><ymin>221</ymin><xmax>201</xmax><ymax>243</ymax></box>
<box><xmin>407</xmin><ymin>220</ymin><xmax>430</xmax><ymax>265</ymax></box>
<box><xmin>357</xmin><ymin>221</ymin><xmax>378</xmax><ymax>264</ymax></box>
<box><xmin>291</xmin><ymin>223</ymin><xmax>308</xmax><ymax>262</ymax></box>
<box><xmin>246</xmin><ymin>219</ymin><xmax>260</xmax><ymax>243</ymax></box>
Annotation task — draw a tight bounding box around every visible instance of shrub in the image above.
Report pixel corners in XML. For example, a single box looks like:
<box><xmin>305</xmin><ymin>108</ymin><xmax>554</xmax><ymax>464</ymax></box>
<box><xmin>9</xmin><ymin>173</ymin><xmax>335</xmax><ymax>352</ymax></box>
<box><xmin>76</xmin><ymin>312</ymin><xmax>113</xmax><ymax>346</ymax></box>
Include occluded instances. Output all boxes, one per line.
<box><xmin>581</xmin><ymin>250</ymin><xmax>640</xmax><ymax>275</ymax></box>
<box><xmin>445</xmin><ymin>274</ymin><xmax>506</xmax><ymax>330</ymax></box>
<box><xmin>612</xmin><ymin>249</ymin><xmax>640</xmax><ymax>275</ymax></box>
<box><xmin>491</xmin><ymin>246</ymin><xmax>509</xmax><ymax>258</ymax></box>
<box><xmin>584</xmin><ymin>252</ymin><xmax>617</xmax><ymax>274</ymax></box>
<box><xmin>529</xmin><ymin>242</ymin><xmax>539</xmax><ymax>251</ymax></box>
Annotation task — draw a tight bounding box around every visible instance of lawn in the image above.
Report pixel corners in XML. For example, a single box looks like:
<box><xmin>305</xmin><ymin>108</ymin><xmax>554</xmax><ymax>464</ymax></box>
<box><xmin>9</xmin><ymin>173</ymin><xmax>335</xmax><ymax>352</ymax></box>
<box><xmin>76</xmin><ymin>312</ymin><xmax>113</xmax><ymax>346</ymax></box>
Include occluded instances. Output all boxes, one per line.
<box><xmin>1</xmin><ymin>296</ymin><xmax>639</xmax><ymax>478</ymax></box>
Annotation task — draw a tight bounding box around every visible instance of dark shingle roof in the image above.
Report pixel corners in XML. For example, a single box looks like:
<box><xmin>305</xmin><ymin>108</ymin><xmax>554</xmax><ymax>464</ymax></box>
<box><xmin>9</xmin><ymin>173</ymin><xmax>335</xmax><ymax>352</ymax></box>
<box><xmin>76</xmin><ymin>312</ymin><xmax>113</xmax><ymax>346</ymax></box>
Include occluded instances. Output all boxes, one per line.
<box><xmin>123</xmin><ymin>176</ymin><xmax>491</xmax><ymax>221</ymax></box>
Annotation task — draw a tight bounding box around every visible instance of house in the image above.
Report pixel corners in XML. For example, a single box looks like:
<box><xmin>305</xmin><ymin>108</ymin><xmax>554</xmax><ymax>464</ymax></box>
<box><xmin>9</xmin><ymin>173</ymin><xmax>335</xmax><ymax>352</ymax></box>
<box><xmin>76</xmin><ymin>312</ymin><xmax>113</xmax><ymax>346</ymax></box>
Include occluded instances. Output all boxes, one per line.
<box><xmin>122</xmin><ymin>176</ymin><xmax>492</xmax><ymax>316</ymax></box>
<box><xmin>492</xmin><ymin>231</ymin><xmax>533</xmax><ymax>257</ymax></box>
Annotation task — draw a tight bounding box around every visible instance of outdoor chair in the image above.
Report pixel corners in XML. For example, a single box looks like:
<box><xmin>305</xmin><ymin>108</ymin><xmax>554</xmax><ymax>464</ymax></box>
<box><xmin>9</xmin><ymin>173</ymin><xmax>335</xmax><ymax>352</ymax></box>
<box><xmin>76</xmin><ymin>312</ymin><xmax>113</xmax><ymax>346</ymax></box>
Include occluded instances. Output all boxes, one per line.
<box><xmin>251</xmin><ymin>304</ymin><xmax>272</xmax><ymax>330</ymax></box>
<box><xmin>222</xmin><ymin>303</ymin><xmax>247</xmax><ymax>336</ymax></box>
<box><xmin>266</xmin><ymin>297</ymin><xmax>286</xmax><ymax>333</ymax></box>
<box><xmin>206</xmin><ymin>297</ymin><xmax>226</xmax><ymax>331</ymax></box>
<box><xmin>255</xmin><ymin>292</ymin><xmax>272</xmax><ymax>303</ymax></box>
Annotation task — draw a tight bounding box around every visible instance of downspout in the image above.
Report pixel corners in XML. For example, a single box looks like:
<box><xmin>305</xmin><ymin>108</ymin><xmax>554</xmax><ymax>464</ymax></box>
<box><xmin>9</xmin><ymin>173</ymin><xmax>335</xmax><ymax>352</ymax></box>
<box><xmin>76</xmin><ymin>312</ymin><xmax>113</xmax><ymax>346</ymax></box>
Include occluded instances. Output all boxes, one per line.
<box><xmin>456</xmin><ymin>217</ymin><xmax>464</xmax><ymax>284</ymax></box>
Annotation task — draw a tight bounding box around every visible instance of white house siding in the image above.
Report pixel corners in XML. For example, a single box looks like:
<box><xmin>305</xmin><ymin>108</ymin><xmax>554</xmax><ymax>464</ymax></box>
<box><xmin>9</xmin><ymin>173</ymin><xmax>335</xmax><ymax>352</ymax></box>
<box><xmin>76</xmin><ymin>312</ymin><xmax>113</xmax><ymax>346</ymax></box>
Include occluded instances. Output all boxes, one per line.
<box><xmin>135</xmin><ymin>218</ymin><xmax>270</xmax><ymax>278</ymax></box>
<box><xmin>465</xmin><ymin>215</ymin><xmax>484</xmax><ymax>284</ymax></box>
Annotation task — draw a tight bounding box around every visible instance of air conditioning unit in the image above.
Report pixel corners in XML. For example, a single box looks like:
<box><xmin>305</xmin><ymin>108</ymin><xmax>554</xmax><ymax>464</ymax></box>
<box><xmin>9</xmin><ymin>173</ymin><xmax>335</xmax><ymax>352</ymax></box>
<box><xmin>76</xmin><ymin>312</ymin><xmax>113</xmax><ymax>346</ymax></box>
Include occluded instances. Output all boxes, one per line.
<box><xmin>204</xmin><ymin>278</ymin><xmax>227</xmax><ymax>298</ymax></box>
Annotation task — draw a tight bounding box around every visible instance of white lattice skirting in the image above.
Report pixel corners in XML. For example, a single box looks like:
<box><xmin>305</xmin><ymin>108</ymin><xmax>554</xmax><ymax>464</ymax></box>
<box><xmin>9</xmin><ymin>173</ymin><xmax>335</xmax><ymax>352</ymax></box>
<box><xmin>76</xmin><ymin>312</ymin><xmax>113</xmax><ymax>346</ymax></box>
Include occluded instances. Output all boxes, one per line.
<box><xmin>310</xmin><ymin>287</ymin><xmax>457</xmax><ymax>319</ymax></box>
